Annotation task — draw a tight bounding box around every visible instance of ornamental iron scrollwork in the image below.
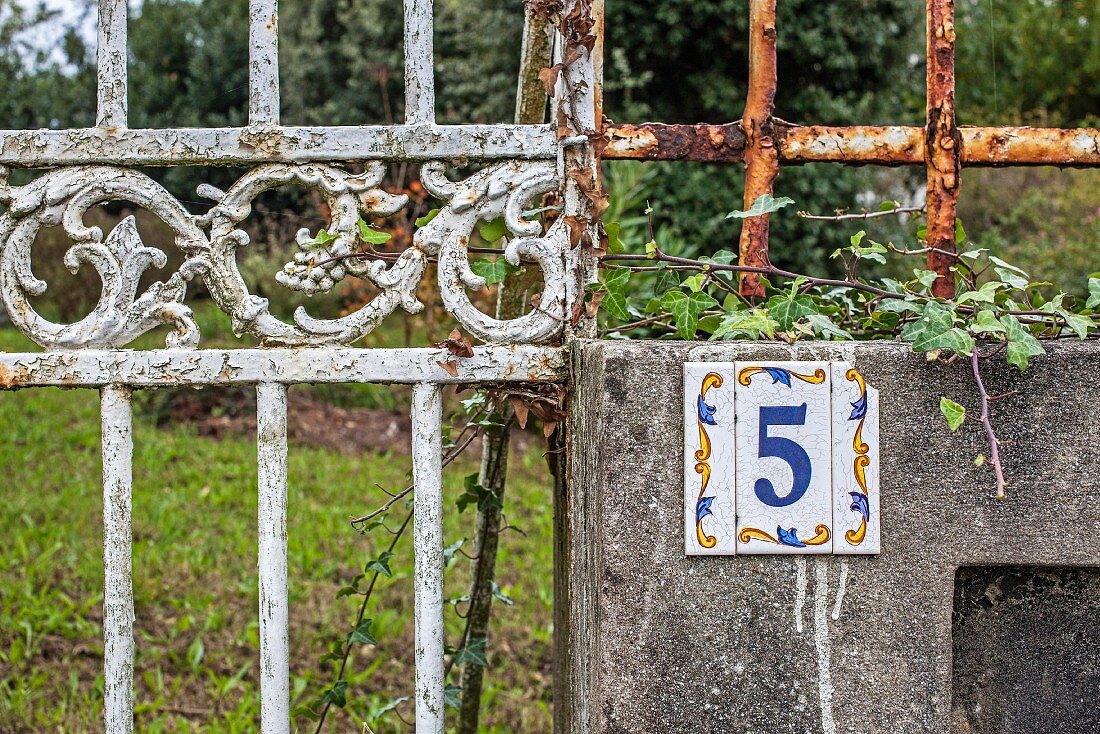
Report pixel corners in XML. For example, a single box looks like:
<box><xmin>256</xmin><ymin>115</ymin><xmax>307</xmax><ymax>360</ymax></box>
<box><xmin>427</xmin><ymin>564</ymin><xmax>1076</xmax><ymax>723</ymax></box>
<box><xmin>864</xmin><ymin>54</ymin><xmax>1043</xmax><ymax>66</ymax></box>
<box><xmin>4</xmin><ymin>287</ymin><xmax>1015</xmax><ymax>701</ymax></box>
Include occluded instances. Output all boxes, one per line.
<box><xmin>0</xmin><ymin>158</ymin><xmax>570</xmax><ymax>350</ymax></box>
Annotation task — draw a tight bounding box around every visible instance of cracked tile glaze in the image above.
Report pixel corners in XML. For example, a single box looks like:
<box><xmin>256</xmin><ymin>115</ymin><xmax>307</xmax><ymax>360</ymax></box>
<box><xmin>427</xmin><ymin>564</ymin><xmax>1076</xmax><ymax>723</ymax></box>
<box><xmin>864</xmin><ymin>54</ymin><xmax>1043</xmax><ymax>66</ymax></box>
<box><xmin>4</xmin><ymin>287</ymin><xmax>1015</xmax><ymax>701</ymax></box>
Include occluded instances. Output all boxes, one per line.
<box><xmin>734</xmin><ymin>361</ymin><xmax>833</xmax><ymax>555</ymax></box>
<box><xmin>684</xmin><ymin>363</ymin><xmax>737</xmax><ymax>555</ymax></box>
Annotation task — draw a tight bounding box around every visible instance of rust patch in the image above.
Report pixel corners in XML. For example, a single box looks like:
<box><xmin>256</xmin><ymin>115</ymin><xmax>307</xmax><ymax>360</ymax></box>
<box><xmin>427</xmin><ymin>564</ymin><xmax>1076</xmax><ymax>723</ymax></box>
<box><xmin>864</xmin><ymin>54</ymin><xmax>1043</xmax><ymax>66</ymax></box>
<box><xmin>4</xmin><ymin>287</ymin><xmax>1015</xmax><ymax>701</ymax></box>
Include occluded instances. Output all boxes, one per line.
<box><xmin>0</xmin><ymin>363</ymin><xmax>30</xmax><ymax>390</ymax></box>
<box><xmin>601</xmin><ymin>123</ymin><xmax>746</xmax><ymax>163</ymax></box>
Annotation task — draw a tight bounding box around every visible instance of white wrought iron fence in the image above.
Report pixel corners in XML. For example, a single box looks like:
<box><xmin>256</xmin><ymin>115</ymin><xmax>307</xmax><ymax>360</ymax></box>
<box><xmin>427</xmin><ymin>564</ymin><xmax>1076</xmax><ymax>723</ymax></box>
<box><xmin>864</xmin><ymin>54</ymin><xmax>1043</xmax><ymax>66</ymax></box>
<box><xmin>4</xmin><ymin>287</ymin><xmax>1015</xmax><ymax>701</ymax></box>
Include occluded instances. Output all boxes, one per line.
<box><xmin>0</xmin><ymin>0</ymin><xmax>597</xmax><ymax>731</ymax></box>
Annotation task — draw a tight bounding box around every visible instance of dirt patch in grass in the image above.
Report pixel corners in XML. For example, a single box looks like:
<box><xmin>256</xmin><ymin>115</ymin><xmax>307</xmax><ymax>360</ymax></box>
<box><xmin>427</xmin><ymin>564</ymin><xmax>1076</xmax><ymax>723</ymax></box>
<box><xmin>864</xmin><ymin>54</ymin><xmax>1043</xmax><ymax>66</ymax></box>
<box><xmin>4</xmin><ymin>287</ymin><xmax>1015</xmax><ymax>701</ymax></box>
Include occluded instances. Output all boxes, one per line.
<box><xmin>150</xmin><ymin>388</ymin><xmax>540</xmax><ymax>458</ymax></box>
<box><xmin>150</xmin><ymin>388</ymin><xmax>412</xmax><ymax>454</ymax></box>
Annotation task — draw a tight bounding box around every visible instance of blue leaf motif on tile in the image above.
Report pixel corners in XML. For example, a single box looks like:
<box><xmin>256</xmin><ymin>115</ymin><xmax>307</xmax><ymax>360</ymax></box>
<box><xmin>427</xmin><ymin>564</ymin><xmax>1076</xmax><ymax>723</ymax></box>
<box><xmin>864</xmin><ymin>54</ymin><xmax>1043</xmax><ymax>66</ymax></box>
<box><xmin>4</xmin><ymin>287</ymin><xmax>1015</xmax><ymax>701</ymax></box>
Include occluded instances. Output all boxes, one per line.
<box><xmin>849</xmin><ymin>492</ymin><xmax>870</xmax><ymax>521</ymax></box>
<box><xmin>764</xmin><ymin>367</ymin><xmax>793</xmax><ymax>387</ymax></box>
<box><xmin>696</xmin><ymin>496</ymin><xmax>716</xmax><ymax>523</ymax></box>
<box><xmin>697</xmin><ymin>394</ymin><xmax>718</xmax><ymax>425</ymax></box>
<box><xmin>849</xmin><ymin>393</ymin><xmax>867</xmax><ymax>421</ymax></box>
<box><xmin>776</xmin><ymin>525</ymin><xmax>806</xmax><ymax>547</ymax></box>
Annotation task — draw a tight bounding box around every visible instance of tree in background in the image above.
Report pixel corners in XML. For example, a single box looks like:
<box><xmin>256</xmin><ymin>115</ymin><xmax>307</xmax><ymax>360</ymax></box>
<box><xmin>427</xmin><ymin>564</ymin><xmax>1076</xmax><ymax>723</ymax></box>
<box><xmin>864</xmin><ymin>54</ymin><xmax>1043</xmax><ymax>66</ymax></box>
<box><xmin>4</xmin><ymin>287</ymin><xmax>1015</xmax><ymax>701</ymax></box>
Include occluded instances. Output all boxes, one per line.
<box><xmin>953</xmin><ymin>0</ymin><xmax>1098</xmax><ymax>291</ymax></box>
<box><xmin>601</xmin><ymin>0</ymin><xmax>923</xmax><ymax>274</ymax></box>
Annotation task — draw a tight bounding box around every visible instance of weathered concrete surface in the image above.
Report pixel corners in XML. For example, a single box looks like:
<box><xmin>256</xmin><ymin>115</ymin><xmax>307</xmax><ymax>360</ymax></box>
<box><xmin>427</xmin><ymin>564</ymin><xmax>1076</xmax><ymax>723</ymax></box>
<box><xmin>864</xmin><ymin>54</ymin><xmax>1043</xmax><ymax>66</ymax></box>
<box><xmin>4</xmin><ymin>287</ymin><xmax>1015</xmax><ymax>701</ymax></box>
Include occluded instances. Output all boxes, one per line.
<box><xmin>559</xmin><ymin>340</ymin><xmax>1100</xmax><ymax>734</ymax></box>
<box><xmin>951</xmin><ymin>566</ymin><xmax>1100</xmax><ymax>731</ymax></box>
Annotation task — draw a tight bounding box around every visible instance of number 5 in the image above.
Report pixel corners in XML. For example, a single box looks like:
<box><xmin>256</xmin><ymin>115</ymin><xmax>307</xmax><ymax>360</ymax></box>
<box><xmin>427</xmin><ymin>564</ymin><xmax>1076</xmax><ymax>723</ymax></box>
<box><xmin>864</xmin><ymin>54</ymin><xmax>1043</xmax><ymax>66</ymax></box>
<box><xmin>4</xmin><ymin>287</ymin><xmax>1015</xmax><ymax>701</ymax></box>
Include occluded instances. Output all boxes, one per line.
<box><xmin>754</xmin><ymin>403</ymin><xmax>812</xmax><ymax>508</ymax></box>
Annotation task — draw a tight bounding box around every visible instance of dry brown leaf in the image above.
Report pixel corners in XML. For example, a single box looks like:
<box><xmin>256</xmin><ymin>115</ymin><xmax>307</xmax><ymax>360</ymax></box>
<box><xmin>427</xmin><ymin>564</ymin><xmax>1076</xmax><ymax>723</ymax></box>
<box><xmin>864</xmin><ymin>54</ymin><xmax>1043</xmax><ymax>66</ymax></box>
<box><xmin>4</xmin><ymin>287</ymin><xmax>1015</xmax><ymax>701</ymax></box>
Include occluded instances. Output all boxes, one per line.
<box><xmin>437</xmin><ymin>360</ymin><xmax>459</xmax><ymax>377</ymax></box>
<box><xmin>510</xmin><ymin>398</ymin><xmax>530</xmax><ymax>429</ymax></box>
<box><xmin>433</xmin><ymin>327</ymin><xmax>475</xmax><ymax>358</ymax></box>
<box><xmin>585</xmin><ymin>288</ymin><xmax>606</xmax><ymax>319</ymax></box>
<box><xmin>539</xmin><ymin>64</ymin><xmax>564</xmax><ymax>96</ymax></box>
<box><xmin>562</xmin><ymin>215</ymin><xmax>586</xmax><ymax>248</ymax></box>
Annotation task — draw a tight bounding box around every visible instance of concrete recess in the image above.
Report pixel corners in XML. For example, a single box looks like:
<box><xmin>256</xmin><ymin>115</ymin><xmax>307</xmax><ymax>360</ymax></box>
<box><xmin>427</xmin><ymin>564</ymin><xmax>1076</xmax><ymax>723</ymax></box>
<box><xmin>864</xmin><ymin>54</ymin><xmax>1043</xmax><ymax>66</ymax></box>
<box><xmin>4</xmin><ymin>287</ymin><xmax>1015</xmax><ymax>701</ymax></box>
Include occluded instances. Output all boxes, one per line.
<box><xmin>558</xmin><ymin>340</ymin><xmax>1100</xmax><ymax>734</ymax></box>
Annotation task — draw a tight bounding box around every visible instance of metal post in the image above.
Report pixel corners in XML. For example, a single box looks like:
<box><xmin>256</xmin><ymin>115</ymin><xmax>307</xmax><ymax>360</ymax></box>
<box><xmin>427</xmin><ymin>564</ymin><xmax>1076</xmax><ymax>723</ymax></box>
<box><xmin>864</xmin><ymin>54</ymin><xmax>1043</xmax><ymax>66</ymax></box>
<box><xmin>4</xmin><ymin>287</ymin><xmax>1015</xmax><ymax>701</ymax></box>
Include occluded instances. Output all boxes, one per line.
<box><xmin>738</xmin><ymin>0</ymin><xmax>779</xmax><ymax>298</ymax></box>
<box><xmin>257</xmin><ymin>382</ymin><xmax>290</xmax><ymax>734</ymax></box>
<box><xmin>248</xmin><ymin>0</ymin><xmax>280</xmax><ymax>125</ymax></box>
<box><xmin>411</xmin><ymin>382</ymin><xmax>445</xmax><ymax>732</ymax></box>
<box><xmin>101</xmin><ymin>384</ymin><xmax>134</xmax><ymax>734</ymax></box>
<box><xmin>403</xmin><ymin>0</ymin><xmax>436</xmax><ymax>125</ymax></box>
<box><xmin>925</xmin><ymin>0</ymin><xmax>961</xmax><ymax>297</ymax></box>
<box><xmin>97</xmin><ymin>0</ymin><xmax>127</xmax><ymax>128</ymax></box>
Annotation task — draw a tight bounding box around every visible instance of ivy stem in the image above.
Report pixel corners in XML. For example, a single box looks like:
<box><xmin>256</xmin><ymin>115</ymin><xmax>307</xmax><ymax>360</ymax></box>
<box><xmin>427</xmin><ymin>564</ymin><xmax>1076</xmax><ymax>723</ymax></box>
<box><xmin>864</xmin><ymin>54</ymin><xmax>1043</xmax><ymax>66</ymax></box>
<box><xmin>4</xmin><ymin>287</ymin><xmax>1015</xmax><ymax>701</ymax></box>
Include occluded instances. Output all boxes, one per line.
<box><xmin>970</xmin><ymin>351</ymin><xmax>1007</xmax><ymax>499</ymax></box>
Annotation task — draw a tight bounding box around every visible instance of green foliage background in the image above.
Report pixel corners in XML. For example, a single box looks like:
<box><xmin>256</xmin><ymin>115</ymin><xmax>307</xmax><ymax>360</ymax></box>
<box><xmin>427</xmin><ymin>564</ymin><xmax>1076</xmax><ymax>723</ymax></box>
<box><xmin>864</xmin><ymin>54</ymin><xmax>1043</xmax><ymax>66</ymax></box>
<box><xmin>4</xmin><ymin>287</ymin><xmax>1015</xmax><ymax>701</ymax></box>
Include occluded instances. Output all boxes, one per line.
<box><xmin>0</xmin><ymin>0</ymin><xmax>1095</xmax><ymax>291</ymax></box>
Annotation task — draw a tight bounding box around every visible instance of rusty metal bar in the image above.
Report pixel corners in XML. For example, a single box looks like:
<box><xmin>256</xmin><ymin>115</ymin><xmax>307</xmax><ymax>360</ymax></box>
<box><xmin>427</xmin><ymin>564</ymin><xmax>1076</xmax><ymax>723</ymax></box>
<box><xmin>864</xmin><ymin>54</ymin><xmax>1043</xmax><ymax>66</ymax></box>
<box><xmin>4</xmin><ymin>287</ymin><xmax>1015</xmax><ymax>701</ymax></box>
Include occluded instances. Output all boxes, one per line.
<box><xmin>601</xmin><ymin>122</ymin><xmax>747</xmax><ymax>162</ymax></box>
<box><xmin>925</xmin><ymin>0</ymin><xmax>961</xmax><ymax>297</ymax></box>
<box><xmin>737</xmin><ymin>0</ymin><xmax>779</xmax><ymax>298</ymax></box>
<box><xmin>602</xmin><ymin>123</ymin><xmax>1100</xmax><ymax>167</ymax></box>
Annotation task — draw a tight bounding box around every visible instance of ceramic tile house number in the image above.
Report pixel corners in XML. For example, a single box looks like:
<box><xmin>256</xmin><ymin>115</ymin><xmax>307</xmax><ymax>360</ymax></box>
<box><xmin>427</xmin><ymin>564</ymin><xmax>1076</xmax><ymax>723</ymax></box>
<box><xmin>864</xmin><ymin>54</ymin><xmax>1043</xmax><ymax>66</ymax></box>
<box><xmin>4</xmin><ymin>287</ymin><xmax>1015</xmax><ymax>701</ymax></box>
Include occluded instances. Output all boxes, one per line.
<box><xmin>684</xmin><ymin>362</ymin><xmax>880</xmax><ymax>556</ymax></box>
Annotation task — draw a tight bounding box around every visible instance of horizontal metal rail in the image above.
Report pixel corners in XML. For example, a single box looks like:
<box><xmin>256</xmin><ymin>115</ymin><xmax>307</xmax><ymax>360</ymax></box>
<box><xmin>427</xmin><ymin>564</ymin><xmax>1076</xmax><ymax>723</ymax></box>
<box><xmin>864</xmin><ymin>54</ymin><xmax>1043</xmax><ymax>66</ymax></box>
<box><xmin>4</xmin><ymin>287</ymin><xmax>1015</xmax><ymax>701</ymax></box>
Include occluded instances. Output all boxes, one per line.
<box><xmin>0</xmin><ymin>124</ymin><xmax>559</xmax><ymax>167</ymax></box>
<box><xmin>602</xmin><ymin>122</ymin><xmax>1100</xmax><ymax>167</ymax></box>
<box><xmin>0</xmin><ymin>346</ymin><xmax>567</xmax><ymax>389</ymax></box>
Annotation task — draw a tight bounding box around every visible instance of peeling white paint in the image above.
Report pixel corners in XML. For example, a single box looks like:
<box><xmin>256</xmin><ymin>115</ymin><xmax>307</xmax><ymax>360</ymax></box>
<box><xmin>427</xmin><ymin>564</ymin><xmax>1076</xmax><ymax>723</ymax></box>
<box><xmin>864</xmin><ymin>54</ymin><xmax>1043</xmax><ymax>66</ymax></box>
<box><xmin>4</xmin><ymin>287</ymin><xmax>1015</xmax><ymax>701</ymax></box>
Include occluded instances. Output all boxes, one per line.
<box><xmin>404</xmin><ymin>0</ymin><xmax>435</xmax><ymax>125</ymax></box>
<box><xmin>0</xmin><ymin>346</ymin><xmax>566</xmax><ymax>388</ymax></box>
<box><xmin>96</xmin><ymin>0</ymin><xmax>126</xmax><ymax>128</ymax></box>
<box><xmin>0</xmin><ymin>125</ymin><xmax>558</xmax><ymax>166</ymax></box>
<box><xmin>101</xmin><ymin>384</ymin><xmax>134</xmax><ymax>734</ymax></box>
<box><xmin>257</xmin><ymin>383</ymin><xmax>290</xmax><ymax>733</ymax></box>
<box><xmin>411</xmin><ymin>383</ymin><xmax>444</xmax><ymax>733</ymax></box>
<box><xmin>249</xmin><ymin>0</ymin><xmax>280</xmax><ymax>125</ymax></box>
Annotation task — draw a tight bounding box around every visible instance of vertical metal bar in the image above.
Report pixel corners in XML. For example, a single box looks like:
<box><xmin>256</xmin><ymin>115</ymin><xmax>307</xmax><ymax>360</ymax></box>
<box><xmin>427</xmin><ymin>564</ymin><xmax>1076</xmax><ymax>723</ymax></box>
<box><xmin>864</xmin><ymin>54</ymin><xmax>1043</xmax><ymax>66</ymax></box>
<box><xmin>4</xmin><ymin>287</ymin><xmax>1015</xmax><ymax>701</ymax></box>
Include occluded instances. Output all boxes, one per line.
<box><xmin>411</xmin><ymin>382</ymin><xmax>445</xmax><ymax>733</ymax></box>
<box><xmin>256</xmin><ymin>383</ymin><xmax>290</xmax><ymax>734</ymax></box>
<box><xmin>557</xmin><ymin>0</ymin><xmax>601</xmax><ymax>337</ymax></box>
<box><xmin>738</xmin><ymin>0</ymin><xmax>779</xmax><ymax>298</ymax></box>
<box><xmin>101</xmin><ymin>385</ymin><xmax>134</xmax><ymax>734</ymax></box>
<box><xmin>403</xmin><ymin>0</ymin><xmax>436</xmax><ymax>125</ymax></box>
<box><xmin>96</xmin><ymin>0</ymin><xmax>127</xmax><ymax>128</ymax></box>
<box><xmin>925</xmin><ymin>0</ymin><xmax>961</xmax><ymax>297</ymax></box>
<box><xmin>249</xmin><ymin>0</ymin><xmax>280</xmax><ymax>125</ymax></box>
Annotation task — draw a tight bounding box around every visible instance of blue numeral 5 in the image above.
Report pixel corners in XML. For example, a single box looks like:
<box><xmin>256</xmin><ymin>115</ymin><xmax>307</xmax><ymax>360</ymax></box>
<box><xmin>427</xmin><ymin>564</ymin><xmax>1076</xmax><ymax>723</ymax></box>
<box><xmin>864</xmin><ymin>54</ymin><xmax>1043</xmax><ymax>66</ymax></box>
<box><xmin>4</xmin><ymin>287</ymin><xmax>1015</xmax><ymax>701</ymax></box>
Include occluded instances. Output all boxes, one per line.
<box><xmin>754</xmin><ymin>403</ymin><xmax>812</xmax><ymax>508</ymax></box>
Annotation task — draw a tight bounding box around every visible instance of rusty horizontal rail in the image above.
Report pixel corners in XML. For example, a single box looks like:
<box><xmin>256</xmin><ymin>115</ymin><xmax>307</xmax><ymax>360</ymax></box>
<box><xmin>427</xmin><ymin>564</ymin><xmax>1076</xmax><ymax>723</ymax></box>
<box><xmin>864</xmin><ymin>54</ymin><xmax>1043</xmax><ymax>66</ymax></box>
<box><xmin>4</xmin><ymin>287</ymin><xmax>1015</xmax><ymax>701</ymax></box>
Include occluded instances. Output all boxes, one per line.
<box><xmin>602</xmin><ymin>122</ymin><xmax>1100</xmax><ymax>167</ymax></box>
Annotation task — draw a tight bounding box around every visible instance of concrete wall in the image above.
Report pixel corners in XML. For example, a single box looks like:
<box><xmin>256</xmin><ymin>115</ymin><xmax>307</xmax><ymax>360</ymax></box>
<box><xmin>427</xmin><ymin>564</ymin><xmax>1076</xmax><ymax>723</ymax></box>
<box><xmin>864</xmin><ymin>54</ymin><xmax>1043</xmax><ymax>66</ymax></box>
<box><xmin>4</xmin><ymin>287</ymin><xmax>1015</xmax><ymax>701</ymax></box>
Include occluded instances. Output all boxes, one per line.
<box><xmin>558</xmin><ymin>340</ymin><xmax>1100</xmax><ymax>734</ymax></box>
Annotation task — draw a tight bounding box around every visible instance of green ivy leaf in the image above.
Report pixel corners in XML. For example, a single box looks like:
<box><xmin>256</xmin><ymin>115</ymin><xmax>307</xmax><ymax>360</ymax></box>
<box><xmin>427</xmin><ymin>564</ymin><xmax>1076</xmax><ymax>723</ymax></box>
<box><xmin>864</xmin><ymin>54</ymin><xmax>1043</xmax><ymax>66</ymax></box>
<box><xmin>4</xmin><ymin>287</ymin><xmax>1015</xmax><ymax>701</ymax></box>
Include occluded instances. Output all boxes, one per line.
<box><xmin>491</xmin><ymin>581</ymin><xmax>515</xmax><ymax>606</ymax></box>
<box><xmin>443</xmin><ymin>539</ymin><xmax>466</xmax><ymax>567</ymax></box>
<box><xmin>322</xmin><ymin>680</ymin><xmax>348</xmax><ymax>708</ymax></box>
<box><xmin>969</xmin><ymin>309</ymin><xmax>1006</xmax><ymax>335</ymax></box>
<box><xmin>302</xmin><ymin>228</ymin><xmax>340</xmax><ymax>250</ymax></box>
<box><xmin>479</xmin><ymin>217</ymin><xmax>508</xmax><ymax>243</ymax></box>
<box><xmin>453</xmin><ymin>637</ymin><xmax>488</xmax><ymax>668</ymax></box>
<box><xmin>347</xmin><ymin>619</ymin><xmax>376</xmax><ymax>646</ymax></box>
<box><xmin>956</xmin><ymin>281</ymin><xmax>1004</xmax><ymax>305</ymax></box>
<box><xmin>901</xmin><ymin>302</ymin><xmax>974</xmax><ymax>355</ymax></box>
<box><xmin>372</xmin><ymin>696</ymin><xmax>411</xmax><ymax>721</ymax></box>
<box><xmin>357</xmin><ymin>220</ymin><xmax>393</xmax><ymax>245</ymax></box>
<box><xmin>877</xmin><ymin>298</ymin><xmax>922</xmax><ymax>314</ymax></box>
<box><xmin>415</xmin><ymin>209</ymin><xmax>440</xmax><ymax>227</ymax></box>
<box><xmin>912</xmin><ymin>269</ymin><xmax>940</xmax><ymax>290</ymax></box>
<box><xmin>765</xmin><ymin>292</ymin><xmax>818</xmax><ymax>330</ymax></box>
<box><xmin>1000</xmin><ymin>314</ymin><xmax>1045</xmax><ymax>371</ymax></box>
<box><xmin>1087</xmin><ymin>278</ymin><xmax>1100</xmax><ymax>309</ymax></box>
<box><xmin>713</xmin><ymin>308</ymin><xmax>778</xmax><ymax>340</ymax></box>
<box><xmin>470</xmin><ymin>258</ymin><xmax>515</xmax><ymax>286</ymax></box>
<box><xmin>660</xmin><ymin>290</ymin><xmax>717</xmax><ymax>339</ymax></box>
<box><xmin>681</xmin><ymin>273</ymin><xmax>707</xmax><ymax>293</ymax></box>
<box><xmin>365</xmin><ymin>551</ymin><xmax>395</xmax><ymax>578</ymax></box>
<box><xmin>601</xmin><ymin>269</ymin><xmax>632</xmax><ymax>321</ymax></box>
<box><xmin>940</xmin><ymin>397</ymin><xmax>966</xmax><ymax>431</ymax></box>
<box><xmin>806</xmin><ymin>313</ymin><xmax>851</xmax><ymax>340</ymax></box>
<box><xmin>604</xmin><ymin>221</ymin><xmax>624</xmax><ymax>253</ymax></box>
<box><xmin>1060</xmin><ymin>311</ymin><xmax>1093</xmax><ymax>340</ymax></box>
<box><xmin>444</xmin><ymin>685</ymin><xmax>462</xmax><ymax>710</ymax></box>
<box><xmin>726</xmin><ymin>194</ymin><xmax>795</xmax><ymax>219</ymax></box>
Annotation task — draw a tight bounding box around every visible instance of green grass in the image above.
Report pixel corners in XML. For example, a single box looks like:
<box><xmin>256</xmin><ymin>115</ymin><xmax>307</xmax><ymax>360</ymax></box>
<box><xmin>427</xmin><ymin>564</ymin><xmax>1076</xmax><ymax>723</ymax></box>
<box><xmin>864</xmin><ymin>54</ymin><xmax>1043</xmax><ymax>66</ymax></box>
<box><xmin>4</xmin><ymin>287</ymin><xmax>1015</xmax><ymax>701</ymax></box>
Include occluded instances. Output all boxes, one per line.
<box><xmin>0</xmin><ymin>324</ymin><xmax>555</xmax><ymax>732</ymax></box>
